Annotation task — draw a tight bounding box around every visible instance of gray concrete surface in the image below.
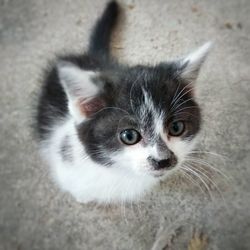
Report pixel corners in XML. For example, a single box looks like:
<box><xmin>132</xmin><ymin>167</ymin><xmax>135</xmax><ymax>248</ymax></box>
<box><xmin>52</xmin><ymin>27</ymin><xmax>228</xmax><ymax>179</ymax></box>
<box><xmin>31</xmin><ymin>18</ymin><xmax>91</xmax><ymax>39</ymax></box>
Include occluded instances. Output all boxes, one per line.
<box><xmin>0</xmin><ymin>0</ymin><xmax>250</xmax><ymax>249</ymax></box>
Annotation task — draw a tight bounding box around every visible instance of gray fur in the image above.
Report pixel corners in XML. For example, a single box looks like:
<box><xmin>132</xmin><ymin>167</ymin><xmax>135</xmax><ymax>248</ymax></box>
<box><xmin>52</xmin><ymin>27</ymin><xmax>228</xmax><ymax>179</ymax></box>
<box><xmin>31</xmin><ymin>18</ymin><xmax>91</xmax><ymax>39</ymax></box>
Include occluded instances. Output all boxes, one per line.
<box><xmin>60</xmin><ymin>136</ymin><xmax>73</xmax><ymax>163</ymax></box>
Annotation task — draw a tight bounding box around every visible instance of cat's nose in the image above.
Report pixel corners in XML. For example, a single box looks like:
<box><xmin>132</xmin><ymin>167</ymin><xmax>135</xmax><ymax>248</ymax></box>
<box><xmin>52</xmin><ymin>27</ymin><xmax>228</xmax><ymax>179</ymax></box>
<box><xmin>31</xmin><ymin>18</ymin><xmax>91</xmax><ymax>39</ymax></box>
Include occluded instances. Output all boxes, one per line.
<box><xmin>147</xmin><ymin>156</ymin><xmax>176</xmax><ymax>170</ymax></box>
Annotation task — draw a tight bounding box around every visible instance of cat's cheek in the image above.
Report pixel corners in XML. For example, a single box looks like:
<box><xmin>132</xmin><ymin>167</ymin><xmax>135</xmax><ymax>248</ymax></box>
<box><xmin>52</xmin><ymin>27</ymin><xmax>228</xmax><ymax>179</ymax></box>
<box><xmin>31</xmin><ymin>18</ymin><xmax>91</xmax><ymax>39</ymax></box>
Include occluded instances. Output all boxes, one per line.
<box><xmin>115</xmin><ymin>144</ymin><xmax>151</xmax><ymax>174</ymax></box>
<box><xmin>167</xmin><ymin>137</ymin><xmax>198</xmax><ymax>164</ymax></box>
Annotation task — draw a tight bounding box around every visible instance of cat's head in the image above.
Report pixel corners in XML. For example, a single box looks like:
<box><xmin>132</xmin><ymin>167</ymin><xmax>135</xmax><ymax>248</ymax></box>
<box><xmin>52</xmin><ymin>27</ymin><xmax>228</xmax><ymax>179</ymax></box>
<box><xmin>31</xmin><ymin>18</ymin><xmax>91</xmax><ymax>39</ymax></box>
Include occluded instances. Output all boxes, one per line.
<box><xmin>57</xmin><ymin>43</ymin><xmax>211</xmax><ymax>178</ymax></box>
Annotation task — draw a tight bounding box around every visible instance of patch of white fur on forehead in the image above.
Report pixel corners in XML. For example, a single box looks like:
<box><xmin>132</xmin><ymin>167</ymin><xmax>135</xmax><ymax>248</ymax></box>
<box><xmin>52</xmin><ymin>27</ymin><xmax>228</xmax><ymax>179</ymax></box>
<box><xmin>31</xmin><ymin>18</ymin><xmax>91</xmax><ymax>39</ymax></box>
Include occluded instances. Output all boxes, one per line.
<box><xmin>138</xmin><ymin>88</ymin><xmax>165</xmax><ymax>137</ymax></box>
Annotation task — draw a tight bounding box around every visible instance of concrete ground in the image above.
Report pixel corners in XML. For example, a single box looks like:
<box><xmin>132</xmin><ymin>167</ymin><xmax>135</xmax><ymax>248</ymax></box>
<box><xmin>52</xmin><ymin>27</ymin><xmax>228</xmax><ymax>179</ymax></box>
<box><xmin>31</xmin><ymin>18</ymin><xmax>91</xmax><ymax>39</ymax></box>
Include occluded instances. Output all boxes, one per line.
<box><xmin>0</xmin><ymin>0</ymin><xmax>250</xmax><ymax>249</ymax></box>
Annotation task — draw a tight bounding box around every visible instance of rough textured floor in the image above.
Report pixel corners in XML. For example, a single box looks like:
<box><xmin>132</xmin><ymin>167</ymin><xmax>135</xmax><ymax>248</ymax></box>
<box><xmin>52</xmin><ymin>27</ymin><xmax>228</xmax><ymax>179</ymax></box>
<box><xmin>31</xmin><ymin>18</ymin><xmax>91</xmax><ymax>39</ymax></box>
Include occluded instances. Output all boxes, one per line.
<box><xmin>0</xmin><ymin>0</ymin><xmax>250</xmax><ymax>249</ymax></box>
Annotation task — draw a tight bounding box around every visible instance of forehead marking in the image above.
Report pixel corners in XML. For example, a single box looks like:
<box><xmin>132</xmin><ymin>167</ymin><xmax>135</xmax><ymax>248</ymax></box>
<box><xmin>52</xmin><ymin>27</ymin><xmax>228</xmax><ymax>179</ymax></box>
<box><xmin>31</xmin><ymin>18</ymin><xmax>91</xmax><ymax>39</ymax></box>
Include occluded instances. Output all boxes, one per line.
<box><xmin>137</xmin><ymin>88</ymin><xmax>165</xmax><ymax>141</ymax></box>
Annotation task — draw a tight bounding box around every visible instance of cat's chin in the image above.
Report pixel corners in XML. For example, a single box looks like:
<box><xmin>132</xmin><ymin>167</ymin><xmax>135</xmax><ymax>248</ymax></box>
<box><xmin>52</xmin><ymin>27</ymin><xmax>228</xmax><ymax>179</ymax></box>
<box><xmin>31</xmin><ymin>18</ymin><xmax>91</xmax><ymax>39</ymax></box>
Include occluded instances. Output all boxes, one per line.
<box><xmin>147</xmin><ymin>163</ymin><xmax>178</xmax><ymax>178</ymax></box>
<box><xmin>151</xmin><ymin>172</ymin><xmax>165</xmax><ymax>178</ymax></box>
<box><xmin>148</xmin><ymin>168</ymin><xmax>176</xmax><ymax>178</ymax></box>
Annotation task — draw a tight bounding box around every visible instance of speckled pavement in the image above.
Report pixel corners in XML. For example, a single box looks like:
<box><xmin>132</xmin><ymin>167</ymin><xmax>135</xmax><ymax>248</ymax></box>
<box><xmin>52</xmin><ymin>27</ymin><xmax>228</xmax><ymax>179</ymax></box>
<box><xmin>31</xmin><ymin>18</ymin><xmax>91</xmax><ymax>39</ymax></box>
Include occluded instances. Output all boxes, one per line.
<box><xmin>0</xmin><ymin>0</ymin><xmax>250</xmax><ymax>249</ymax></box>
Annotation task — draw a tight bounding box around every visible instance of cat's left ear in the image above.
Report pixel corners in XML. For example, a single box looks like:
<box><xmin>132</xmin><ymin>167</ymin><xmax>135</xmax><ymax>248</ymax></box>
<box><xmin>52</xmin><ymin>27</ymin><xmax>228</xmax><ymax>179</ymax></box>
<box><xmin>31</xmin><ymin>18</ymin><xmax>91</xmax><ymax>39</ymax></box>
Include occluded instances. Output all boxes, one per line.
<box><xmin>177</xmin><ymin>42</ymin><xmax>212</xmax><ymax>83</ymax></box>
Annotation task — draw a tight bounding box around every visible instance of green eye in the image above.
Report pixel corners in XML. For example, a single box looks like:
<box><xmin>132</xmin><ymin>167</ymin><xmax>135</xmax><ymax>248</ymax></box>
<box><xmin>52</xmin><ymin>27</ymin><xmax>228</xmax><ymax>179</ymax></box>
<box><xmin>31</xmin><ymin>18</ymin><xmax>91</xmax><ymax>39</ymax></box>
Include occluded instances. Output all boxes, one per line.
<box><xmin>168</xmin><ymin>121</ymin><xmax>185</xmax><ymax>136</ymax></box>
<box><xmin>120</xmin><ymin>129</ymin><xmax>141</xmax><ymax>145</ymax></box>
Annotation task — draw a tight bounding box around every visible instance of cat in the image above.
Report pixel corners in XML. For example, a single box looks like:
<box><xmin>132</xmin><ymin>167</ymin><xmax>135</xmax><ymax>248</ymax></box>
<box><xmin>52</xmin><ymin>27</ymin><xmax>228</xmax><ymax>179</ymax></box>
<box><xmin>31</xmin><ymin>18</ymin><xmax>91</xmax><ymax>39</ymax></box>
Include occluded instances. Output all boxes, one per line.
<box><xmin>36</xmin><ymin>1</ymin><xmax>211</xmax><ymax>203</ymax></box>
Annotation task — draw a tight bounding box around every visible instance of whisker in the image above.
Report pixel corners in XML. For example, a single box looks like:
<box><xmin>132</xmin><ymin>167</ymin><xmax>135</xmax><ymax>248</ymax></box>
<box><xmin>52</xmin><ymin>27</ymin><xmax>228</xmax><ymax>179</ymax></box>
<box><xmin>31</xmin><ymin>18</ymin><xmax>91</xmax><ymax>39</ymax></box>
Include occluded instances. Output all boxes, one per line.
<box><xmin>170</xmin><ymin>87</ymin><xmax>194</xmax><ymax>112</ymax></box>
<box><xmin>186</xmin><ymin>163</ymin><xmax>223</xmax><ymax>197</ymax></box>
<box><xmin>175</xmin><ymin>105</ymin><xmax>200</xmax><ymax>111</ymax></box>
<box><xmin>185</xmin><ymin>157</ymin><xmax>232</xmax><ymax>182</ymax></box>
<box><xmin>168</xmin><ymin>106</ymin><xmax>200</xmax><ymax>117</ymax></box>
<box><xmin>189</xmin><ymin>150</ymin><xmax>229</xmax><ymax>161</ymax></box>
<box><xmin>93</xmin><ymin>106</ymin><xmax>130</xmax><ymax>116</ymax></box>
<box><xmin>167</xmin><ymin>111</ymin><xmax>200</xmax><ymax>119</ymax></box>
<box><xmin>180</xmin><ymin>168</ymin><xmax>207</xmax><ymax>196</ymax></box>
<box><xmin>186</xmin><ymin>163</ymin><xmax>230</xmax><ymax>211</ymax></box>
<box><xmin>171</xmin><ymin>97</ymin><xmax>195</xmax><ymax>113</ymax></box>
<box><xmin>181</xmin><ymin>165</ymin><xmax>214</xmax><ymax>201</ymax></box>
<box><xmin>170</xmin><ymin>81</ymin><xmax>181</xmax><ymax>106</ymax></box>
<box><xmin>170</xmin><ymin>82</ymin><xmax>194</xmax><ymax>109</ymax></box>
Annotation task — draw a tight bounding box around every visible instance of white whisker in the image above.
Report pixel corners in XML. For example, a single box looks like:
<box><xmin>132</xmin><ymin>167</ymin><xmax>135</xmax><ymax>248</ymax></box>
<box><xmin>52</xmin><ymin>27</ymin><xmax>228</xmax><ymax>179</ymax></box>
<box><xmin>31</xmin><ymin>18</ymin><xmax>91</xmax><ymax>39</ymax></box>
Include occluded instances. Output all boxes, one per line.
<box><xmin>189</xmin><ymin>150</ymin><xmax>229</xmax><ymax>161</ymax></box>
<box><xmin>93</xmin><ymin>106</ymin><xmax>130</xmax><ymax>116</ymax></box>
<box><xmin>171</xmin><ymin>97</ymin><xmax>195</xmax><ymax>113</ymax></box>
<box><xmin>168</xmin><ymin>111</ymin><xmax>199</xmax><ymax>119</ymax></box>
<box><xmin>173</xmin><ymin>106</ymin><xmax>200</xmax><ymax>112</ymax></box>
<box><xmin>180</xmin><ymin>168</ymin><xmax>207</xmax><ymax>196</ymax></box>
<box><xmin>186</xmin><ymin>163</ymin><xmax>223</xmax><ymax>196</ymax></box>
<box><xmin>185</xmin><ymin>163</ymin><xmax>230</xmax><ymax>211</ymax></box>
<box><xmin>185</xmin><ymin>157</ymin><xmax>232</xmax><ymax>182</ymax></box>
<box><xmin>170</xmin><ymin>81</ymin><xmax>181</xmax><ymax>106</ymax></box>
<box><xmin>170</xmin><ymin>82</ymin><xmax>194</xmax><ymax>110</ymax></box>
<box><xmin>181</xmin><ymin>165</ymin><xmax>214</xmax><ymax>200</ymax></box>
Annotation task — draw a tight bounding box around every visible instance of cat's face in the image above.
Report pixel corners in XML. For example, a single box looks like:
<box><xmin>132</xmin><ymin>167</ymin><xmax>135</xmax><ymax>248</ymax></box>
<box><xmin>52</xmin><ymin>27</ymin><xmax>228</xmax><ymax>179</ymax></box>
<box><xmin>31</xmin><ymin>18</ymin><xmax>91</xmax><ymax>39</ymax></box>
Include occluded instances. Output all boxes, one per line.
<box><xmin>57</xmin><ymin>42</ymin><xmax>210</xmax><ymax>179</ymax></box>
<box><xmin>77</xmin><ymin>66</ymin><xmax>200</xmax><ymax>178</ymax></box>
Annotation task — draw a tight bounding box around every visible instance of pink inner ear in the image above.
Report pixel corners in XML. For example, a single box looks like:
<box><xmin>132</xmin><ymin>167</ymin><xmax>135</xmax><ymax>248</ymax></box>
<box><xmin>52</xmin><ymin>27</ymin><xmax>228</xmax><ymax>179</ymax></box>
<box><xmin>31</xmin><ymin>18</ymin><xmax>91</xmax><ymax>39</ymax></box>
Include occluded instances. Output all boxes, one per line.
<box><xmin>78</xmin><ymin>97</ymin><xmax>106</xmax><ymax>117</ymax></box>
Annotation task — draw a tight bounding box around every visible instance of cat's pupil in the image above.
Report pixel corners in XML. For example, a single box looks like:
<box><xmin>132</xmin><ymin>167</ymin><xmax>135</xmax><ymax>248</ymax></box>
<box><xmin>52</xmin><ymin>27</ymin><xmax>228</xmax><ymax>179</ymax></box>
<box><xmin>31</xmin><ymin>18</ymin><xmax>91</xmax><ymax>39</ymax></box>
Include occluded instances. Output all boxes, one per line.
<box><xmin>120</xmin><ymin>129</ymin><xmax>141</xmax><ymax>145</ymax></box>
<box><xmin>173</xmin><ymin>123</ymin><xmax>179</xmax><ymax>132</ymax></box>
<box><xmin>126</xmin><ymin>132</ymin><xmax>133</xmax><ymax>141</ymax></box>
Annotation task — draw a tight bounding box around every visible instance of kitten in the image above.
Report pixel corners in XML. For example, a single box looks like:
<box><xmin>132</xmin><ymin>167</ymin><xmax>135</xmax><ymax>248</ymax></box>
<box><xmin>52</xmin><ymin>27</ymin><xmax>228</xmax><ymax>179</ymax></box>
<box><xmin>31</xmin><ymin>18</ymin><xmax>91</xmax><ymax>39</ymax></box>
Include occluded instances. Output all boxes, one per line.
<box><xmin>36</xmin><ymin>1</ymin><xmax>211</xmax><ymax>203</ymax></box>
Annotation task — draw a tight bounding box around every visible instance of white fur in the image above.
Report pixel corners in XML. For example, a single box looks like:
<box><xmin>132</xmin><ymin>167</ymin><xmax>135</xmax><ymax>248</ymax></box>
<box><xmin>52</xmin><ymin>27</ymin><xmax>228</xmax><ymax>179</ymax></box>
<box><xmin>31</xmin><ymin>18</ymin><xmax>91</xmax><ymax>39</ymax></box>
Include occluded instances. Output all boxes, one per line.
<box><xmin>180</xmin><ymin>42</ymin><xmax>212</xmax><ymax>82</ymax></box>
<box><xmin>40</xmin><ymin>117</ymin><xmax>159</xmax><ymax>203</ymax></box>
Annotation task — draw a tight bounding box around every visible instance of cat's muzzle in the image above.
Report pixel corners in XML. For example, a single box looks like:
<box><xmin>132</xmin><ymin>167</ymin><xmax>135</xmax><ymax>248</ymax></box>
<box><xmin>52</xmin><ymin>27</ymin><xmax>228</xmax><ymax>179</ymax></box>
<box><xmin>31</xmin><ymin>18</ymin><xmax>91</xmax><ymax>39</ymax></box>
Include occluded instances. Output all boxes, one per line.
<box><xmin>147</xmin><ymin>154</ymin><xmax>177</xmax><ymax>176</ymax></box>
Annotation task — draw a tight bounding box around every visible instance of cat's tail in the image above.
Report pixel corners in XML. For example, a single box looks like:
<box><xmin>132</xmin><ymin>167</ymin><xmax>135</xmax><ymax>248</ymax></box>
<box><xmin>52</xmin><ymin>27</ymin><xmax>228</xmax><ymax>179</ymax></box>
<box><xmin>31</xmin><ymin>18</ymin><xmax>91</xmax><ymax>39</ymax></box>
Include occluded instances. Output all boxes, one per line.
<box><xmin>88</xmin><ymin>1</ymin><xmax>120</xmax><ymax>60</ymax></box>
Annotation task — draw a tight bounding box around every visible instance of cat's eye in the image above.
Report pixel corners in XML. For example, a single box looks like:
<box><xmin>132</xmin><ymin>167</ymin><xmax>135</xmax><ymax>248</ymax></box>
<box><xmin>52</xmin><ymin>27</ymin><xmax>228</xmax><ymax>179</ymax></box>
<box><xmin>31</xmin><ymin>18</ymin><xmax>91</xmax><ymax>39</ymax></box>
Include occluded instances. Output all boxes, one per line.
<box><xmin>168</xmin><ymin>121</ymin><xmax>185</xmax><ymax>136</ymax></box>
<box><xmin>119</xmin><ymin>129</ymin><xmax>141</xmax><ymax>145</ymax></box>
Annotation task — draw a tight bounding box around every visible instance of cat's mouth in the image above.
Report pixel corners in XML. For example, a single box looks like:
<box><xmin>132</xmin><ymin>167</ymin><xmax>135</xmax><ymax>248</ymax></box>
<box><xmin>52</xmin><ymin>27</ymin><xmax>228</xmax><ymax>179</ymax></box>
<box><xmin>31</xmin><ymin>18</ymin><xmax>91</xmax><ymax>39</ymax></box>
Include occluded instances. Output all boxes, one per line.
<box><xmin>150</xmin><ymin>170</ymin><xmax>165</xmax><ymax>177</ymax></box>
<box><xmin>149</xmin><ymin>165</ymin><xmax>176</xmax><ymax>178</ymax></box>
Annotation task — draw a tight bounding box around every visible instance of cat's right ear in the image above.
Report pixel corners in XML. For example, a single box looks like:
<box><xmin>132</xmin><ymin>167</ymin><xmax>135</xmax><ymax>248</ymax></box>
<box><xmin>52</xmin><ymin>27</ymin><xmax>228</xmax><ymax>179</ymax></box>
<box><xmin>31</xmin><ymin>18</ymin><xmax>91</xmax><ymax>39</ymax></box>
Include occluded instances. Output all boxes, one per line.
<box><xmin>57</xmin><ymin>61</ymin><xmax>106</xmax><ymax>123</ymax></box>
<box><xmin>176</xmin><ymin>42</ymin><xmax>212</xmax><ymax>83</ymax></box>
